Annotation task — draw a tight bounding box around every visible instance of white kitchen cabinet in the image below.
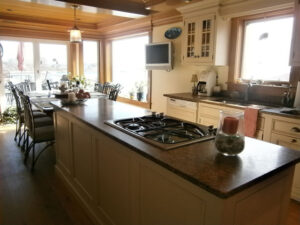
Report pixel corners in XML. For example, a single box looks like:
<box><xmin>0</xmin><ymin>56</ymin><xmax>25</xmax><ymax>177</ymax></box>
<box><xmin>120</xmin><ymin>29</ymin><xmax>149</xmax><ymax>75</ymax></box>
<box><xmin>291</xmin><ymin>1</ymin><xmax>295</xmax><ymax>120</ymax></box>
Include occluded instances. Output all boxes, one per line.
<box><xmin>182</xmin><ymin>15</ymin><xmax>215</xmax><ymax>64</ymax></box>
<box><xmin>178</xmin><ymin>0</ymin><xmax>229</xmax><ymax>65</ymax></box>
<box><xmin>265</xmin><ymin>114</ymin><xmax>300</xmax><ymax>200</ymax></box>
<box><xmin>166</xmin><ymin>98</ymin><xmax>198</xmax><ymax>123</ymax></box>
<box><xmin>290</xmin><ymin>0</ymin><xmax>300</xmax><ymax>66</ymax></box>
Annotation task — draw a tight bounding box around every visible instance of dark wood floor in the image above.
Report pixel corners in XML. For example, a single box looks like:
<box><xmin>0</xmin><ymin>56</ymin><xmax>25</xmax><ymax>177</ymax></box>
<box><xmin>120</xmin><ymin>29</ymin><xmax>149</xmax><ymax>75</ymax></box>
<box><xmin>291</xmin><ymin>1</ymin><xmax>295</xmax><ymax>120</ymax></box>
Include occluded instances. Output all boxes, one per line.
<box><xmin>0</xmin><ymin>125</ymin><xmax>299</xmax><ymax>225</ymax></box>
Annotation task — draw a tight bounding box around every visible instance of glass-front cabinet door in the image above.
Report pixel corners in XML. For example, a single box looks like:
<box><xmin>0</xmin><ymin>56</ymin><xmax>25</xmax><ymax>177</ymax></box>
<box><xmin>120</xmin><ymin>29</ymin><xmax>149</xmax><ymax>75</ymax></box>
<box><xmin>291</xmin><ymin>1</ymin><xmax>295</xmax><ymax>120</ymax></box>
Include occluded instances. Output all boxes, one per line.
<box><xmin>182</xmin><ymin>15</ymin><xmax>215</xmax><ymax>64</ymax></box>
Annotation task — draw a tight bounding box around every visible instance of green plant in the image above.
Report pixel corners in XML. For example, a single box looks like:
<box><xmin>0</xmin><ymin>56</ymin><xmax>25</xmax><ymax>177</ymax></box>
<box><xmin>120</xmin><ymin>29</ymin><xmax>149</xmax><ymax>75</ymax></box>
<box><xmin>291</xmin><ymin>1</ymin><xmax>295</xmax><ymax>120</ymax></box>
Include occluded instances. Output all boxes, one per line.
<box><xmin>0</xmin><ymin>107</ymin><xmax>17</xmax><ymax>124</ymax></box>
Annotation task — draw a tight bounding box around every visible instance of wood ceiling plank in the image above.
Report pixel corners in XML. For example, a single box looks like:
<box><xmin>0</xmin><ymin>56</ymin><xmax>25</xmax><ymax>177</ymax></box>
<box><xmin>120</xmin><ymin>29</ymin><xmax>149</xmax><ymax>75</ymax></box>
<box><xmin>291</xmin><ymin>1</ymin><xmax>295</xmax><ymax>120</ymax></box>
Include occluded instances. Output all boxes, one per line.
<box><xmin>56</xmin><ymin>0</ymin><xmax>150</xmax><ymax>15</ymax></box>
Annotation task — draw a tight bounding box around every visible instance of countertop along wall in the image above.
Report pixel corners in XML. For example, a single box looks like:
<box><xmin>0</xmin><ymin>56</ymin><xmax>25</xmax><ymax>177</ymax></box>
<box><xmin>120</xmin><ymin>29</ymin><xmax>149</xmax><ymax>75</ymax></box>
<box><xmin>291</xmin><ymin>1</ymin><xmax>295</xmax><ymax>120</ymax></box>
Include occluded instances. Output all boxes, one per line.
<box><xmin>151</xmin><ymin>22</ymin><xmax>229</xmax><ymax>113</ymax></box>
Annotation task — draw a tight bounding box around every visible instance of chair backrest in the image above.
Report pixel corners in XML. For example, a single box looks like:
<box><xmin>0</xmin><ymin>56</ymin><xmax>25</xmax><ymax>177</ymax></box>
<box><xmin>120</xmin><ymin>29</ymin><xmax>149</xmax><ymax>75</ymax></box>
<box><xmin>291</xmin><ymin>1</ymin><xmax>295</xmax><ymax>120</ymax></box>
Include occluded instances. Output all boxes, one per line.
<box><xmin>10</xmin><ymin>85</ymin><xmax>23</xmax><ymax>116</ymax></box>
<box><xmin>19</xmin><ymin>92</ymin><xmax>34</xmax><ymax>134</ymax></box>
<box><xmin>102</xmin><ymin>82</ymin><xmax>114</xmax><ymax>95</ymax></box>
<box><xmin>108</xmin><ymin>84</ymin><xmax>121</xmax><ymax>101</ymax></box>
<box><xmin>46</xmin><ymin>80</ymin><xmax>52</xmax><ymax>90</ymax></box>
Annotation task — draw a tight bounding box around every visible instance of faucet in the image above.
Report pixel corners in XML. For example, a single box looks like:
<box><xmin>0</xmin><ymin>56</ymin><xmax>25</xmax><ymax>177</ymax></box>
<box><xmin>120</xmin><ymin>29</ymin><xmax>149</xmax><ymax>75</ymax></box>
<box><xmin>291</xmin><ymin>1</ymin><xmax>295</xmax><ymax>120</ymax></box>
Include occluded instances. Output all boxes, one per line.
<box><xmin>244</xmin><ymin>83</ymin><xmax>253</xmax><ymax>103</ymax></box>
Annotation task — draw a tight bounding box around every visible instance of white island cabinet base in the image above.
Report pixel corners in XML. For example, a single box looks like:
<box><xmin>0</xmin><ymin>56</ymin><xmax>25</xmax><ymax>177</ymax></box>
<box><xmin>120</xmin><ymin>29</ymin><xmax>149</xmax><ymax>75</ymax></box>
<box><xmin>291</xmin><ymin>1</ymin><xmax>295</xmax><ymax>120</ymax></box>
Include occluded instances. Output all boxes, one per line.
<box><xmin>54</xmin><ymin>110</ymin><xmax>294</xmax><ymax>225</ymax></box>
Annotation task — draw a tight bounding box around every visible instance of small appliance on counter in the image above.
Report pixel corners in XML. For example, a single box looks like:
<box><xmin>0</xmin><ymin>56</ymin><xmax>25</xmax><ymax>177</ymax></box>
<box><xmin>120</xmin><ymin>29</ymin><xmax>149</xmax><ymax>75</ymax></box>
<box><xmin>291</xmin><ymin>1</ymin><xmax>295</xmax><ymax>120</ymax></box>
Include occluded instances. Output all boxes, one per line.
<box><xmin>197</xmin><ymin>69</ymin><xmax>216</xmax><ymax>96</ymax></box>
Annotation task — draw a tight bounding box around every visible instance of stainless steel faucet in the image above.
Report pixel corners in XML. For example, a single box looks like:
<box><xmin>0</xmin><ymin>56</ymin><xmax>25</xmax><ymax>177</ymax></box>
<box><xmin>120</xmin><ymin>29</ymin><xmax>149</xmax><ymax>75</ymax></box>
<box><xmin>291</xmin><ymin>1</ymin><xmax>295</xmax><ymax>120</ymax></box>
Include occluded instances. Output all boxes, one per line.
<box><xmin>244</xmin><ymin>83</ymin><xmax>253</xmax><ymax>102</ymax></box>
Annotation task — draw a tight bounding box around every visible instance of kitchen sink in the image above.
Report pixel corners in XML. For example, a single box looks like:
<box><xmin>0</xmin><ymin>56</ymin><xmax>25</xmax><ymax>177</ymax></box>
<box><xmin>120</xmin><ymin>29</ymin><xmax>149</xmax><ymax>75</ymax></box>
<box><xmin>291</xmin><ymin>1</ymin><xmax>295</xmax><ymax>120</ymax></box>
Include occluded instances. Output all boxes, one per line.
<box><xmin>280</xmin><ymin>109</ymin><xmax>300</xmax><ymax>115</ymax></box>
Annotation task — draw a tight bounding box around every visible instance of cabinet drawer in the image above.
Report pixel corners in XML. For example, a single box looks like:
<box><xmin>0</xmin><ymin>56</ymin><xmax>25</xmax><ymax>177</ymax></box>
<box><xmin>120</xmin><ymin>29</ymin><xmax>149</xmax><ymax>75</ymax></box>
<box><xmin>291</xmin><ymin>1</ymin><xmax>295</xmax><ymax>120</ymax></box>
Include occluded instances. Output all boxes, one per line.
<box><xmin>198</xmin><ymin>116</ymin><xmax>219</xmax><ymax>127</ymax></box>
<box><xmin>272</xmin><ymin>119</ymin><xmax>300</xmax><ymax>138</ymax></box>
<box><xmin>199</xmin><ymin>106</ymin><xmax>221</xmax><ymax>118</ymax></box>
<box><xmin>270</xmin><ymin>133</ymin><xmax>300</xmax><ymax>150</ymax></box>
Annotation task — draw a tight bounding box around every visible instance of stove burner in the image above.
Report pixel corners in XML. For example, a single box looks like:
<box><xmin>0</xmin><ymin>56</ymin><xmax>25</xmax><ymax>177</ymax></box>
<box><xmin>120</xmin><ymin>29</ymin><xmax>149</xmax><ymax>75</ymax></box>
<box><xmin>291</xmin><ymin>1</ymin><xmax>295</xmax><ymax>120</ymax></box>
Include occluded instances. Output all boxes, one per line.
<box><xmin>127</xmin><ymin>123</ymin><xmax>141</xmax><ymax>130</ymax></box>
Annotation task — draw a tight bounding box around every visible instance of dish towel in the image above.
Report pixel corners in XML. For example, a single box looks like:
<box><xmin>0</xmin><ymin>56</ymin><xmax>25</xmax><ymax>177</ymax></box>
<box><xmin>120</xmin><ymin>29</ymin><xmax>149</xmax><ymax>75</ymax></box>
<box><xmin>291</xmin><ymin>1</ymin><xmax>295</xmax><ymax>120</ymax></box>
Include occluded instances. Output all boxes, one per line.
<box><xmin>244</xmin><ymin>107</ymin><xmax>259</xmax><ymax>138</ymax></box>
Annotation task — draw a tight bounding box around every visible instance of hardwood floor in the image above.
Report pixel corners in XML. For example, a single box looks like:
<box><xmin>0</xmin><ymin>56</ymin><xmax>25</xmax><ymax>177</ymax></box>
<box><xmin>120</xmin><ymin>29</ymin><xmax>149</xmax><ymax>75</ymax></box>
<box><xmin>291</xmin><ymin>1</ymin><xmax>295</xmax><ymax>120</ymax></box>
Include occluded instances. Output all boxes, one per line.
<box><xmin>0</xmin><ymin>125</ymin><xmax>299</xmax><ymax>225</ymax></box>
<box><xmin>0</xmin><ymin>125</ymin><xmax>93</xmax><ymax>225</ymax></box>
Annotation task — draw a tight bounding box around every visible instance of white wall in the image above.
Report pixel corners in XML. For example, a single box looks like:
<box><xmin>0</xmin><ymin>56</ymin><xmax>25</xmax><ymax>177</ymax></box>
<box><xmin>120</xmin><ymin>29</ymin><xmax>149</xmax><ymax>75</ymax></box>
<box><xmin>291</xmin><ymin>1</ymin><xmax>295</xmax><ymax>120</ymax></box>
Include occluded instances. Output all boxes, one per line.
<box><xmin>151</xmin><ymin>22</ymin><xmax>229</xmax><ymax>113</ymax></box>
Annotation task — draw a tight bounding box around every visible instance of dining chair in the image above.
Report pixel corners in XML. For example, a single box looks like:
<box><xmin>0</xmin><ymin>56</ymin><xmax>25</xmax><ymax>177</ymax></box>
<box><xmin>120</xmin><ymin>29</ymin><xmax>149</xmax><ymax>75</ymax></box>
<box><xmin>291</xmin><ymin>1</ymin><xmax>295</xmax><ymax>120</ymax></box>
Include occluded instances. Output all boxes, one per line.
<box><xmin>108</xmin><ymin>84</ymin><xmax>121</xmax><ymax>101</ymax></box>
<box><xmin>21</xmin><ymin>94</ymin><xmax>55</xmax><ymax>170</ymax></box>
<box><xmin>17</xmin><ymin>89</ymin><xmax>53</xmax><ymax>151</ymax></box>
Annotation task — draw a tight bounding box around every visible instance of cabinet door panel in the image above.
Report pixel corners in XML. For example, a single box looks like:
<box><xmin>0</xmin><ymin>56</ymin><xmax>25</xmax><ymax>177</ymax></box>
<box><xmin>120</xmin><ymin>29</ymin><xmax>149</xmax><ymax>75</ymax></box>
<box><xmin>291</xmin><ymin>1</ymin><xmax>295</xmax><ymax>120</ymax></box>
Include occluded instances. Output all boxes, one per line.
<box><xmin>55</xmin><ymin>113</ymin><xmax>72</xmax><ymax>177</ymax></box>
<box><xmin>96</xmin><ymin>135</ymin><xmax>132</xmax><ymax>225</ymax></box>
<box><xmin>72</xmin><ymin>123</ymin><xmax>95</xmax><ymax>202</ymax></box>
<box><xmin>139</xmin><ymin>164</ymin><xmax>205</xmax><ymax>225</ymax></box>
<box><xmin>270</xmin><ymin>132</ymin><xmax>300</xmax><ymax>200</ymax></box>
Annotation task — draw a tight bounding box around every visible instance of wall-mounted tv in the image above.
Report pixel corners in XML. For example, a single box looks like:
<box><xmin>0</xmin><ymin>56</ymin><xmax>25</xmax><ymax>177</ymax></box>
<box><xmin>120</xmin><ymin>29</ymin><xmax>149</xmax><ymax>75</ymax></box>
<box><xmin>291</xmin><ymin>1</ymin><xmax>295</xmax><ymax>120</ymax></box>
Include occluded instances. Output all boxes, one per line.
<box><xmin>145</xmin><ymin>42</ymin><xmax>173</xmax><ymax>71</ymax></box>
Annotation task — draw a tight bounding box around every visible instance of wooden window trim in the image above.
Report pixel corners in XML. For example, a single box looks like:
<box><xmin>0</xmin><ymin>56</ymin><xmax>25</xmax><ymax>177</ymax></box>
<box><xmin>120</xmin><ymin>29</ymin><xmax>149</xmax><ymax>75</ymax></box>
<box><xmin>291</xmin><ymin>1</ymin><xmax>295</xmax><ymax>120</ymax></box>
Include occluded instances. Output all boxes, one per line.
<box><xmin>104</xmin><ymin>32</ymin><xmax>152</xmax><ymax>109</ymax></box>
<box><xmin>228</xmin><ymin>8</ymin><xmax>294</xmax><ymax>85</ymax></box>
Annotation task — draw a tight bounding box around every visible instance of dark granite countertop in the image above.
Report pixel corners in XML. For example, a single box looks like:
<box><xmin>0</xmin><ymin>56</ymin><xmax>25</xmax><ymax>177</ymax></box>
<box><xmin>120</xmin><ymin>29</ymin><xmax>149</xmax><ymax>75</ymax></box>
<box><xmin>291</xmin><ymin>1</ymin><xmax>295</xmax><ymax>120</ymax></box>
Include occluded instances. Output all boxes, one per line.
<box><xmin>51</xmin><ymin>98</ymin><xmax>300</xmax><ymax>198</ymax></box>
<box><xmin>164</xmin><ymin>92</ymin><xmax>300</xmax><ymax>119</ymax></box>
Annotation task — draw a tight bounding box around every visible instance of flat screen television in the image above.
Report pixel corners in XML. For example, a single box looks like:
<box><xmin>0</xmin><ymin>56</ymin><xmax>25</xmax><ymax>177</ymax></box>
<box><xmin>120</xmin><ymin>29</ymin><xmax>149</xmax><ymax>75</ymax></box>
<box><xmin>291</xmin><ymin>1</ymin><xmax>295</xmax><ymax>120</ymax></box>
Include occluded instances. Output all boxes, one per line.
<box><xmin>145</xmin><ymin>42</ymin><xmax>173</xmax><ymax>71</ymax></box>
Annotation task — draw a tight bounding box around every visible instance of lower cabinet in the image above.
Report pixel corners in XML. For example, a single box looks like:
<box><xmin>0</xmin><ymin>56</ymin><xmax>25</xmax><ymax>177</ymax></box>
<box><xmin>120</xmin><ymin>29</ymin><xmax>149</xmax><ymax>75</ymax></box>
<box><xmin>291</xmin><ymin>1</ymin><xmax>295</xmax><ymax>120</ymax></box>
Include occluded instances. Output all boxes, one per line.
<box><xmin>265</xmin><ymin>114</ymin><xmax>300</xmax><ymax>201</ymax></box>
<box><xmin>54</xmin><ymin>110</ymin><xmax>294</xmax><ymax>225</ymax></box>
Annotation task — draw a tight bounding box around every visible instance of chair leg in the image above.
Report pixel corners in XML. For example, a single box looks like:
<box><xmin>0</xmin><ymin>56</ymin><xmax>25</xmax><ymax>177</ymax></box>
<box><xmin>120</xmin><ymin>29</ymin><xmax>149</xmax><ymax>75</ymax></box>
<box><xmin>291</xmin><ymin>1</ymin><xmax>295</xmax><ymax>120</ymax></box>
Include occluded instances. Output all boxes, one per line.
<box><xmin>31</xmin><ymin>144</ymin><xmax>35</xmax><ymax>171</ymax></box>
<box><xmin>14</xmin><ymin>119</ymin><xmax>19</xmax><ymax>141</ymax></box>
<box><xmin>21</xmin><ymin>129</ymin><xmax>28</xmax><ymax>152</ymax></box>
<box><xmin>24</xmin><ymin>139</ymin><xmax>33</xmax><ymax>164</ymax></box>
<box><xmin>18</xmin><ymin>124</ymin><xmax>25</xmax><ymax>147</ymax></box>
<box><xmin>31</xmin><ymin>141</ymin><xmax>55</xmax><ymax>171</ymax></box>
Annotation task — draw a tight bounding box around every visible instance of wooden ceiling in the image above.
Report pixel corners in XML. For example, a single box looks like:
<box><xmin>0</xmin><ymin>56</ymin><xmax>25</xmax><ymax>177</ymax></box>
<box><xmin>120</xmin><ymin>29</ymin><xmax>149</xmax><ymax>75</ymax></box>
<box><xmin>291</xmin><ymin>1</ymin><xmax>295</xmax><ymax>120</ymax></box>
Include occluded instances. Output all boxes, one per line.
<box><xmin>0</xmin><ymin>0</ymin><xmax>196</xmax><ymax>40</ymax></box>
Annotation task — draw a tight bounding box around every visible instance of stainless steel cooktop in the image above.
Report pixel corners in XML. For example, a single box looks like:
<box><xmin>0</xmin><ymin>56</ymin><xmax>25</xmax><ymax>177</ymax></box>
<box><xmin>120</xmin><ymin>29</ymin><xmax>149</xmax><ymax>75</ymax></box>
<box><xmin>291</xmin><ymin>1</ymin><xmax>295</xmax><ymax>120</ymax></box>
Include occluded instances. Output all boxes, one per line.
<box><xmin>105</xmin><ymin>114</ymin><xmax>215</xmax><ymax>150</ymax></box>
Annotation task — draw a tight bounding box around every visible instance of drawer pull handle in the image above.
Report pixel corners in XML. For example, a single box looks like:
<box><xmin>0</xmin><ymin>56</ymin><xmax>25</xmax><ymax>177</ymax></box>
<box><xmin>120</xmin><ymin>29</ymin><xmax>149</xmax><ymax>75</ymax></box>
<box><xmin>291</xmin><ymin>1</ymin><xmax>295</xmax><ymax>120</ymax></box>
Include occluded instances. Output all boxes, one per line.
<box><xmin>170</xmin><ymin>99</ymin><xmax>176</xmax><ymax>102</ymax></box>
<box><xmin>291</xmin><ymin>139</ymin><xmax>297</xmax><ymax>143</ymax></box>
<box><xmin>291</xmin><ymin>127</ymin><xmax>300</xmax><ymax>133</ymax></box>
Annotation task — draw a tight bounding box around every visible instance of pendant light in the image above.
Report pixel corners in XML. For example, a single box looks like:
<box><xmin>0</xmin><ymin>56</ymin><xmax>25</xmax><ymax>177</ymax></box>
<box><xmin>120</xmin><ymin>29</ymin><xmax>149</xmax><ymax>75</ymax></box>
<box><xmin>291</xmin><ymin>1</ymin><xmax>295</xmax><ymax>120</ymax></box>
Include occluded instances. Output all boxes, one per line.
<box><xmin>70</xmin><ymin>5</ymin><xmax>82</xmax><ymax>43</ymax></box>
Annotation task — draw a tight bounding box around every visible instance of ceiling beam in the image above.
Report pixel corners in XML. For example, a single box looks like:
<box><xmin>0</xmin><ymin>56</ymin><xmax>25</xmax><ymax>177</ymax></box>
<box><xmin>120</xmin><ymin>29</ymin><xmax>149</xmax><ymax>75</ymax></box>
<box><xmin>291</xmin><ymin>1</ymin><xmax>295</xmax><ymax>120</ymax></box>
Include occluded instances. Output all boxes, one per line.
<box><xmin>55</xmin><ymin>0</ymin><xmax>150</xmax><ymax>15</ymax></box>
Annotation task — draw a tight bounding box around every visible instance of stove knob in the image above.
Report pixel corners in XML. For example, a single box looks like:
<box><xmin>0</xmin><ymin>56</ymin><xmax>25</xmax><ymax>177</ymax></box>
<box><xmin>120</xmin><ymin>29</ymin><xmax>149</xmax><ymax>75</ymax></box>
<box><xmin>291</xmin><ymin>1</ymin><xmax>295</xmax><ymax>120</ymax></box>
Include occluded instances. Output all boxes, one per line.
<box><xmin>159</xmin><ymin>112</ymin><xmax>164</xmax><ymax>118</ymax></box>
<box><xmin>152</xmin><ymin>111</ymin><xmax>157</xmax><ymax>117</ymax></box>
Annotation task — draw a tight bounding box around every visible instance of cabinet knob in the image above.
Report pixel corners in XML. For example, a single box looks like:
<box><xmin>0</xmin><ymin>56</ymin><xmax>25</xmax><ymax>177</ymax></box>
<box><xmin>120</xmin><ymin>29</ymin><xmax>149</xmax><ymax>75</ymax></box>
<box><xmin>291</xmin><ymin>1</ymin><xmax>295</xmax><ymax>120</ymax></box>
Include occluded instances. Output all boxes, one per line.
<box><xmin>291</xmin><ymin>139</ymin><xmax>297</xmax><ymax>143</ymax></box>
<box><xmin>291</xmin><ymin>127</ymin><xmax>300</xmax><ymax>133</ymax></box>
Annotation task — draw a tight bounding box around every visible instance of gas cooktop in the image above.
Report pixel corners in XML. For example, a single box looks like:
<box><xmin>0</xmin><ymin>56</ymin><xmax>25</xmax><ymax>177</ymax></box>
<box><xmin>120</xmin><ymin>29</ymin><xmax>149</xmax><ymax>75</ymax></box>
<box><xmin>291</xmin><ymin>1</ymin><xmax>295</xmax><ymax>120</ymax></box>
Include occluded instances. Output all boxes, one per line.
<box><xmin>105</xmin><ymin>114</ymin><xmax>215</xmax><ymax>150</ymax></box>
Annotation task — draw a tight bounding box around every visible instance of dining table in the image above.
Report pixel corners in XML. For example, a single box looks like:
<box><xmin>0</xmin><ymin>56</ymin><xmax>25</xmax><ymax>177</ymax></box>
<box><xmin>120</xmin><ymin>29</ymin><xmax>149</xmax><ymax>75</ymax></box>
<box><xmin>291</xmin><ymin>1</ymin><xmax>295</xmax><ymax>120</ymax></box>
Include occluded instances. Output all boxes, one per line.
<box><xmin>28</xmin><ymin>90</ymin><xmax>107</xmax><ymax>113</ymax></box>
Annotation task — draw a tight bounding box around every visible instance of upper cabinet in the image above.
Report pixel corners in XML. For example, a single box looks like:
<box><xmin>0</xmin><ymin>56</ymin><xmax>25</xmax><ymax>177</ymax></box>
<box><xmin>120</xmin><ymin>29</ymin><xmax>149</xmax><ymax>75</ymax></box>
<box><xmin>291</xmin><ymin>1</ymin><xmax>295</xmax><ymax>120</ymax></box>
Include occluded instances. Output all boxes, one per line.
<box><xmin>178</xmin><ymin>0</ymin><xmax>230</xmax><ymax>66</ymax></box>
<box><xmin>183</xmin><ymin>15</ymin><xmax>215</xmax><ymax>64</ymax></box>
<box><xmin>290</xmin><ymin>0</ymin><xmax>300</xmax><ymax>66</ymax></box>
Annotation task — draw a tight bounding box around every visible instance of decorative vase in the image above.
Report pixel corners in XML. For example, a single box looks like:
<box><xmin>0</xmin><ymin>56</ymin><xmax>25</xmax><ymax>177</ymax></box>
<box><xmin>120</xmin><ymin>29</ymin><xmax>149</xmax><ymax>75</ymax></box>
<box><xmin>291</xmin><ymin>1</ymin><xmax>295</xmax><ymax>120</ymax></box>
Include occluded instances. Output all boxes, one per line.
<box><xmin>136</xmin><ymin>92</ymin><xmax>144</xmax><ymax>101</ymax></box>
<box><xmin>215</xmin><ymin>111</ymin><xmax>245</xmax><ymax>156</ymax></box>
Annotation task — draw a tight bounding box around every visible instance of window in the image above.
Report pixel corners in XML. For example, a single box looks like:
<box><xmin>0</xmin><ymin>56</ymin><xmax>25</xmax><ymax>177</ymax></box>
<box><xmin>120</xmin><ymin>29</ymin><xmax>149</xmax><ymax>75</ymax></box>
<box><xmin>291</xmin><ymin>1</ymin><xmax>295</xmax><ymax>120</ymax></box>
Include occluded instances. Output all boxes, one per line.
<box><xmin>83</xmin><ymin>40</ymin><xmax>99</xmax><ymax>84</ymax></box>
<box><xmin>1</xmin><ymin>40</ymin><xmax>34</xmax><ymax>83</ymax></box>
<box><xmin>241</xmin><ymin>15</ymin><xmax>293</xmax><ymax>82</ymax></box>
<box><xmin>229</xmin><ymin>10</ymin><xmax>295</xmax><ymax>84</ymax></box>
<box><xmin>39</xmin><ymin>43</ymin><xmax>68</xmax><ymax>82</ymax></box>
<box><xmin>111</xmin><ymin>35</ymin><xmax>149</xmax><ymax>103</ymax></box>
<box><xmin>0</xmin><ymin>38</ymin><xmax>68</xmax><ymax>91</ymax></box>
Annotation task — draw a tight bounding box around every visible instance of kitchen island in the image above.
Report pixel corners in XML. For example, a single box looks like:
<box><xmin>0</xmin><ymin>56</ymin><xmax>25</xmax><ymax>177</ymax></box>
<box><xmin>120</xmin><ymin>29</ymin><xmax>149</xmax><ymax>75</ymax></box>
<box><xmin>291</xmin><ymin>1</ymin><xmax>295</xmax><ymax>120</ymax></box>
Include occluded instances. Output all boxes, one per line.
<box><xmin>51</xmin><ymin>98</ymin><xmax>300</xmax><ymax>225</ymax></box>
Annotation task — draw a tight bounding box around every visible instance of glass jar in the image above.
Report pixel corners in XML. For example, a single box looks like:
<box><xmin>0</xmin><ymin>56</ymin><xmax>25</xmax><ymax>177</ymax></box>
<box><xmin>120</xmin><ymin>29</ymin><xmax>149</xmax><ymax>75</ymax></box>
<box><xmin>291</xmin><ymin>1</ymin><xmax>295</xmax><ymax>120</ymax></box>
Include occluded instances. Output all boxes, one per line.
<box><xmin>215</xmin><ymin>110</ymin><xmax>245</xmax><ymax>156</ymax></box>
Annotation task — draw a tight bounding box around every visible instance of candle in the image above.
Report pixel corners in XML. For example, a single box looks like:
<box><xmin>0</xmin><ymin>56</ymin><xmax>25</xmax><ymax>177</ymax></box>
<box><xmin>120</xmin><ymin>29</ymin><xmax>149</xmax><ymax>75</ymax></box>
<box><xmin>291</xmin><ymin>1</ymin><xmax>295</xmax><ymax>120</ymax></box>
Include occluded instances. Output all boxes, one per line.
<box><xmin>222</xmin><ymin>116</ymin><xmax>239</xmax><ymax>134</ymax></box>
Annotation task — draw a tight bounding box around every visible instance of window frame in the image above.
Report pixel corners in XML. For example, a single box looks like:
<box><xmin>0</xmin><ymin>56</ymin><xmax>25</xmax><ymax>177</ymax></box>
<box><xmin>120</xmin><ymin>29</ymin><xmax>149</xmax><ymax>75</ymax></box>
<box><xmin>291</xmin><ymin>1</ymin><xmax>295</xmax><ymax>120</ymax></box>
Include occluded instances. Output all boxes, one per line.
<box><xmin>228</xmin><ymin>8</ymin><xmax>294</xmax><ymax>85</ymax></box>
<box><xmin>106</xmin><ymin>32</ymin><xmax>152</xmax><ymax>109</ymax></box>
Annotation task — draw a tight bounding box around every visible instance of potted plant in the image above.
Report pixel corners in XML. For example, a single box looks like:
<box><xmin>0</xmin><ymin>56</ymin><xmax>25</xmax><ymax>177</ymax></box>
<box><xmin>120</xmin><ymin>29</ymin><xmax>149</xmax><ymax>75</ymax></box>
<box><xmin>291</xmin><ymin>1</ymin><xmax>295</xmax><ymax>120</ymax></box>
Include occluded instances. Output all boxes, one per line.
<box><xmin>129</xmin><ymin>89</ymin><xmax>135</xmax><ymax>100</ymax></box>
<box><xmin>135</xmin><ymin>81</ymin><xmax>145</xmax><ymax>101</ymax></box>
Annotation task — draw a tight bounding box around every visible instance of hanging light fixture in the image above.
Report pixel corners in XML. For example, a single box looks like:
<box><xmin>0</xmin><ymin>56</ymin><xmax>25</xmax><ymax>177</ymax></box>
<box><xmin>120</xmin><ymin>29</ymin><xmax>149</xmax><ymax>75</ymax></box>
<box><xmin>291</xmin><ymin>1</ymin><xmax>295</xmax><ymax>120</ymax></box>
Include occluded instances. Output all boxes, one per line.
<box><xmin>70</xmin><ymin>5</ymin><xmax>82</xmax><ymax>43</ymax></box>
